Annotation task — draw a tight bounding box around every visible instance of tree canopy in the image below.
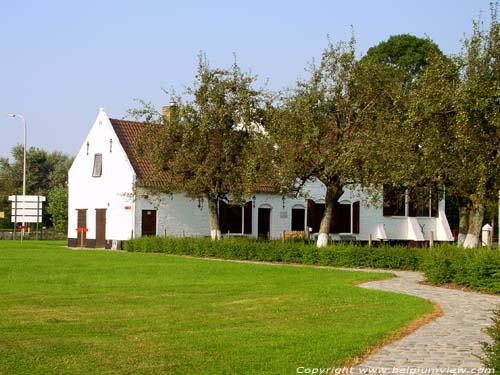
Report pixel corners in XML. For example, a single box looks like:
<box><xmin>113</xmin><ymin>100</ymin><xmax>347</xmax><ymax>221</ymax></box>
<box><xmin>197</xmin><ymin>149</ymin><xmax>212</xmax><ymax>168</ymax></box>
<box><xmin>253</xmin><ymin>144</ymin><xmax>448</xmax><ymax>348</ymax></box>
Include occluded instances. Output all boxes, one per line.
<box><xmin>132</xmin><ymin>55</ymin><xmax>269</xmax><ymax>239</ymax></box>
<box><xmin>0</xmin><ymin>145</ymin><xmax>73</xmax><ymax>229</ymax></box>
<box><xmin>267</xmin><ymin>36</ymin><xmax>392</xmax><ymax>247</ymax></box>
<box><xmin>362</xmin><ymin>34</ymin><xmax>444</xmax><ymax>80</ymax></box>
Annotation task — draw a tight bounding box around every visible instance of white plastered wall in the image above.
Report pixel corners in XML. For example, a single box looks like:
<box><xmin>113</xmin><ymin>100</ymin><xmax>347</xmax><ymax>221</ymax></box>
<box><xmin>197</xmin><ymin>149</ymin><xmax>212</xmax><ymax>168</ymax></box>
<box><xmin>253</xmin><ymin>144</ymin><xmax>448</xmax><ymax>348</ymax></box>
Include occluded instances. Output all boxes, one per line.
<box><xmin>67</xmin><ymin>109</ymin><xmax>136</xmax><ymax>242</ymax></box>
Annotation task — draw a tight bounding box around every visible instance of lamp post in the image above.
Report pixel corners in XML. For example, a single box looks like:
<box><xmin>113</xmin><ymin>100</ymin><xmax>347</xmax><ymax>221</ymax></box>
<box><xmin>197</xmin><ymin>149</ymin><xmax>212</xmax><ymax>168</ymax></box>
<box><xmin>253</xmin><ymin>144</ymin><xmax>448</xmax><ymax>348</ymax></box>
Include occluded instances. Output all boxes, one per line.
<box><xmin>8</xmin><ymin>113</ymin><xmax>27</xmax><ymax>238</ymax></box>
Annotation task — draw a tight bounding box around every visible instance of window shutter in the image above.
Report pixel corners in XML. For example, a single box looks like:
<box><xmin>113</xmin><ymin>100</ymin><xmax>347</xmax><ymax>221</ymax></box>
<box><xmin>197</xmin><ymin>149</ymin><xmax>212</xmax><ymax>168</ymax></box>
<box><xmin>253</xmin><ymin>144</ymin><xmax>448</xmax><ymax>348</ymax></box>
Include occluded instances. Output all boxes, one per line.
<box><xmin>331</xmin><ymin>203</ymin><xmax>342</xmax><ymax>233</ymax></box>
<box><xmin>353</xmin><ymin>201</ymin><xmax>360</xmax><ymax>234</ymax></box>
<box><xmin>244</xmin><ymin>201</ymin><xmax>252</xmax><ymax>234</ymax></box>
<box><xmin>218</xmin><ymin>200</ymin><xmax>228</xmax><ymax>234</ymax></box>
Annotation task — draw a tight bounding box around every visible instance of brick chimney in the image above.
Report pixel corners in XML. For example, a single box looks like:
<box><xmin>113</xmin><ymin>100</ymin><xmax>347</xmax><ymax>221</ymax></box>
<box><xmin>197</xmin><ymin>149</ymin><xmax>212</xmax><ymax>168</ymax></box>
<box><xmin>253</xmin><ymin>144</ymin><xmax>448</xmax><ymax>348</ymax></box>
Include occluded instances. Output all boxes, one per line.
<box><xmin>162</xmin><ymin>101</ymin><xmax>177</xmax><ymax>124</ymax></box>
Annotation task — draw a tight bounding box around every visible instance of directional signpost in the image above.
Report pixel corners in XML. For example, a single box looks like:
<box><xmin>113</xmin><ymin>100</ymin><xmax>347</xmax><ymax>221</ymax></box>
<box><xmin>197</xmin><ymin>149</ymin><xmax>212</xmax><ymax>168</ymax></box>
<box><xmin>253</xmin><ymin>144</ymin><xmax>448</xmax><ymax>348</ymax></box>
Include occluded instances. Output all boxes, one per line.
<box><xmin>9</xmin><ymin>195</ymin><xmax>45</xmax><ymax>240</ymax></box>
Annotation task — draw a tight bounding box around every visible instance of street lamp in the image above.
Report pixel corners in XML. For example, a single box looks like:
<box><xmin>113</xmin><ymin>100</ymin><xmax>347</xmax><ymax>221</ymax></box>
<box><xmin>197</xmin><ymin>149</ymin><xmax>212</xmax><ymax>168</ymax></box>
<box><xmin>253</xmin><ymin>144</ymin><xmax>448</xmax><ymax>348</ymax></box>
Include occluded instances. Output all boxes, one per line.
<box><xmin>8</xmin><ymin>113</ymin><xmax>27</xmax><ymax>238</ymax></box>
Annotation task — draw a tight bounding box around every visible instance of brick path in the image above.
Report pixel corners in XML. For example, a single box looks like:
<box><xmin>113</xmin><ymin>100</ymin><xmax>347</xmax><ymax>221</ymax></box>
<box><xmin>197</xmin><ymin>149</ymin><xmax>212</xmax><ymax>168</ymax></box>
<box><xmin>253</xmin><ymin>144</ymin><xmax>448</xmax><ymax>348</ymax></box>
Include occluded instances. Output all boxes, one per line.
<box><xmin>352</xmin><ymin>270</ymin><xmax>500</xmax><ymax>373</ymax></box>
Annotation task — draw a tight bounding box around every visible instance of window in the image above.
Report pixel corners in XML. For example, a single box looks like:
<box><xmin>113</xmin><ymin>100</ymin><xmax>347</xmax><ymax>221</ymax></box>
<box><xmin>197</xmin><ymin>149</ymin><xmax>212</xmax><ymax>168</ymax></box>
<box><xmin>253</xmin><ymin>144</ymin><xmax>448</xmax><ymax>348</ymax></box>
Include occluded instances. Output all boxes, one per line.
<box><xmin>409</xmin><ymin>187</ymin><xmax>439</xmax><ymax>218</ymax></box>
<box><xmin>332</xmin><ymin>203</ymin><xmax>351</xmax><ymax>233</ymax></box>
<box><xmin>307</xmin><ymin>199</ymin><xmax>324</xmax><ymax>233</ymax></box>
<box><xmin>92</xmin><ymin>153</ymin><xmax>102</xmax><ymax>177</ymax></box>
<box><xmin>383</xmin><ymin>185</ymin><xmax>406</xmax><ymax>216</ymax></box>
<box><xmin>306</xmin><ymin>199</ymin><xmax>360</xmax><ymax>234</ymax></box>
<box><xmin>219</xmin><ymin>200</ymin><xmax>252</xmax><ymax>234</ymax></box>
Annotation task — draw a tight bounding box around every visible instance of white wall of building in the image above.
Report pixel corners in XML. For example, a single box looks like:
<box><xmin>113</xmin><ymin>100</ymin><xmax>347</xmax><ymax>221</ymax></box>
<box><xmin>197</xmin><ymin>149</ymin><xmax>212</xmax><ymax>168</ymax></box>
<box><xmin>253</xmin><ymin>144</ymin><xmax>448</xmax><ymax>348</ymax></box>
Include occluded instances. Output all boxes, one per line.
<box><xmin>301</xmin><ymin>180</ymin><xmax>453</xmax><ymax>242</ymax></box>
<box><xmin>68</xmin><ymin>109</ymin><xmax>135</xmax><ymax>243</ymax></box>
<box><xmin>68</xmin><ymin>110</ymin><xmax>453</xmax><ymax>245</ymax></box>
<box><xmin>135</xmin><ymin>193</ymin><xmax>211</xmax><ymax>238</ymax></box>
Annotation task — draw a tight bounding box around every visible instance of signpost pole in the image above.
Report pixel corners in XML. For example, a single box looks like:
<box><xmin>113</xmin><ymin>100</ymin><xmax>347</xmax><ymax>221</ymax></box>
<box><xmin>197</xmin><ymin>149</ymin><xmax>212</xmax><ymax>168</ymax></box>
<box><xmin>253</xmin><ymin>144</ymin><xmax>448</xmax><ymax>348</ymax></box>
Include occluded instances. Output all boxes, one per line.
<box><xmin>36</xmin><ymin>195</ymin><xmax>40</xmax><ymax>240</ymax></box>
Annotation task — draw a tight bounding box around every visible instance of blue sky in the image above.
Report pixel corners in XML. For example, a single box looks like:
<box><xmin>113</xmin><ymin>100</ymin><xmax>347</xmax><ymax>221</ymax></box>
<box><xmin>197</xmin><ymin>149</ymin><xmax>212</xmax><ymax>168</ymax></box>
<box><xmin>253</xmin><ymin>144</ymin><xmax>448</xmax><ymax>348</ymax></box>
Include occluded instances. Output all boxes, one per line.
<box><xmin>0</xmin><ymin>0</ymin><xmax>495</xmax><ymax>159</ymax></box>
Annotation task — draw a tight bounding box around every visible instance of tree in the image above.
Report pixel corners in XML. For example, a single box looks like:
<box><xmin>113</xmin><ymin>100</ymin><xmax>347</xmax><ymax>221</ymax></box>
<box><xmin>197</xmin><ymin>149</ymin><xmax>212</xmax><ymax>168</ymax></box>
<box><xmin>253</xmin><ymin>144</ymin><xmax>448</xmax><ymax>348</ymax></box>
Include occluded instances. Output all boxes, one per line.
<box><xmin>268</xmin><ymin>36</ymin><xmax>387</xmax><ymax>247</ymax></box>
<box><xmin>0</xmin><ymin>145</ymin><xmax>73</xmax><ymax>230</ymax></box>
<box><xmin>451</xmin><ymin>4</ymin><xmax>500</xmax><ymax>247</ymax></box>
<box><xmin>132</xmin><ymin>55</ymin><xmax>268</xmax><ymax>240</ymax></box>
<box><xmin>366</xmin><ymin>8</ymin><xmax>500</xmax><ymax>248</ymax></box>
<box><xmin>363</xmin><ymin>34</ymin><xmax>444</xmax><ymax>82</ymax></box>
<box><xmin>46</xmin><ymin>185</ymin><xmax>68</xmax><ymax>233</ymax></box>
<box><xmin>0</xmin><ymin>157</ymin><xmax>15</xmax><ymax>228</ymax></box>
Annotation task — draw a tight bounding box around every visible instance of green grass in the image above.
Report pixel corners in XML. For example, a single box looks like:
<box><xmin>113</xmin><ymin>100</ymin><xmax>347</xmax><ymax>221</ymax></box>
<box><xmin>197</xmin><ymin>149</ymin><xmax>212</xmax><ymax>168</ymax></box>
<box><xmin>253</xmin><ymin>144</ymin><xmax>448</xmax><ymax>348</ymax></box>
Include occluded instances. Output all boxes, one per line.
<box><xmin>0</xmin><ymin>241</ymin><xmax>432</xmax><ymax>374</ymax></box>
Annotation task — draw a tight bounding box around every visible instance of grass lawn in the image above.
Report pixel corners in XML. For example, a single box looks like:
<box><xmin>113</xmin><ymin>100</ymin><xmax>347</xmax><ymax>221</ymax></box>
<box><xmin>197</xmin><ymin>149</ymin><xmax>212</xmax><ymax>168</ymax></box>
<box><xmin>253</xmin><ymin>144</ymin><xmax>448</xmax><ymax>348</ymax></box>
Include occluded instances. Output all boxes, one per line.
<box><xmin>0</xmin><ymin>241</ymin><xmax>432</xmax><ymax>374</ymax></box>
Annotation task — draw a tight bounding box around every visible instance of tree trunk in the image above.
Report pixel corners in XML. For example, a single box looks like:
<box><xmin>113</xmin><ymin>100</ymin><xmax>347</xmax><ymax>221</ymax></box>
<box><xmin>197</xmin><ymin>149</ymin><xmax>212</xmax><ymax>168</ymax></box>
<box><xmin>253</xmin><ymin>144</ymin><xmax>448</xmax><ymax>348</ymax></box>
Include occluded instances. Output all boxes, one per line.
<box><xmin>463</xmin><ymin>196</ymin><xmax>485</xmax><ymax>249</ymax></box>
<box><xmin>457</xmin><ymin>205</ymin><xmax>469</xmax><ymax>247</ymax></box>
<box><xmin>208</xmin><ymin>197</ymin><xmax>221</xmax><ymax>240</ymax></box>
<box><xmin>316</xmin><ymin>182</ymin><xmax>342</xmax><ymax>248</ymax></box>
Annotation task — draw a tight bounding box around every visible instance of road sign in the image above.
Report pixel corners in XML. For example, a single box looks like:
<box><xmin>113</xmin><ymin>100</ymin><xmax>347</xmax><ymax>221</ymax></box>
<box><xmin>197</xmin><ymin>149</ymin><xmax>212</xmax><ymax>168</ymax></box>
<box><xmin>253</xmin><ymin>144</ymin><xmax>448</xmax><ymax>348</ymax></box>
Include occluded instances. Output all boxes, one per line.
<box><xmin>9</xmin><ymin>195</ymin><xmax>45</xmax><ymax>223</ymax></box>
<box><xmin>0</xmin><ymin>212</ymin><xmax>4</xmax><ymax>219</ymax></box>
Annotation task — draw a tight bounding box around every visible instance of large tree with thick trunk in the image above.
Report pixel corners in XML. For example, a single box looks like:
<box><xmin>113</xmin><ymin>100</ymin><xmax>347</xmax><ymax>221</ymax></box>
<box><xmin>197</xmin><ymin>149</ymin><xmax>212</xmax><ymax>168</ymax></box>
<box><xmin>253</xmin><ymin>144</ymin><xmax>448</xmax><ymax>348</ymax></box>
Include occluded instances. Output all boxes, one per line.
<box><xmin>365</xmin><ymin>9</ymin><xmax>500</xmax><ymax>248</ymax></box>
<box><xmin>267</xmin><ymin>37</ymin><xmax>385</xmax><ymax>247</ymax></box>
<box><xmin>132</xmin><ymin>55</ymin><xmax>268</xmax><ymax>240</ymax></box>
<box><xmin>452</xmin><ymin>5</ymin><xmax>500</xmax><ymax>247</ymax></box>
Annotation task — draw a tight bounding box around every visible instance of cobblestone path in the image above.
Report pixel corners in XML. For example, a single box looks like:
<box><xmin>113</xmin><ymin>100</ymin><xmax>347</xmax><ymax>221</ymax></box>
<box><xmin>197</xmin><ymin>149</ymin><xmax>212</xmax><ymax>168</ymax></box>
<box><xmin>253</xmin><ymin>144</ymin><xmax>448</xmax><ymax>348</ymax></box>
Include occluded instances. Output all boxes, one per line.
<box><xmin>353</xmin><ymin>270</ymin><xmax>500</xmax><ymax>373</ymax></box>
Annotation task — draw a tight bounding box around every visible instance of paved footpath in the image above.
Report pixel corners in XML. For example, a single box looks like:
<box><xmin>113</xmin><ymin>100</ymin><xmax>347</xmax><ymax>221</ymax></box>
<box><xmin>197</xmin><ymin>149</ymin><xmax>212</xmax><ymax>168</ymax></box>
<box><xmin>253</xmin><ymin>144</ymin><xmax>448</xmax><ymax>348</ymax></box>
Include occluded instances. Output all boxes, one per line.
<box><xmin>352</xmin><ymin>270</ymin><xmax>500</xmax><ymax>373</ymax></box>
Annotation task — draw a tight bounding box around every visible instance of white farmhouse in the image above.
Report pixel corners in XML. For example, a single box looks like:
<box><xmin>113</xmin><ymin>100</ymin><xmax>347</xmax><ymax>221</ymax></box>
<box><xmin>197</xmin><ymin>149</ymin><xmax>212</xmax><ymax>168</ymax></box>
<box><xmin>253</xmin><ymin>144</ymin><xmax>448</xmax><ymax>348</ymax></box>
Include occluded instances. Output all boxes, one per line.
<box><xmin>67</xmin><ymin>108</ymin><xmax>454</xmax><ymax>248</ymax></box>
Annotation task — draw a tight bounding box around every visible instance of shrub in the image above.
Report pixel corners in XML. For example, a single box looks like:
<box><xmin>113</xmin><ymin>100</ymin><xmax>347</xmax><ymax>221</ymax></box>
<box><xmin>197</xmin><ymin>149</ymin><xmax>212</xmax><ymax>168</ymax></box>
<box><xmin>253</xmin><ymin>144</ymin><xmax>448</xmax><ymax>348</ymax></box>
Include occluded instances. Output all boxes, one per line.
<box><xmin>422</xmin><ymin>246</ymin><xmax>500</xmax><ymax>294</ymax></box>
<box><xmin>124</xmin><ymin>237</ymin><xmax>500</xmax><ymax>294</ymax></box>
<box><xmin>124</xmin><ymin>237</ymin><xmax>426</xmax><ymax>271</ymax></box>
<box><xmin>481</xmin><ymin>309</ymin><xmax>500</xmax><ymax>371</ymax></box>
<box><xmin>422</xmin><ymin>246</ymin><xmax>464</xmax><ymax>285</ymax></box>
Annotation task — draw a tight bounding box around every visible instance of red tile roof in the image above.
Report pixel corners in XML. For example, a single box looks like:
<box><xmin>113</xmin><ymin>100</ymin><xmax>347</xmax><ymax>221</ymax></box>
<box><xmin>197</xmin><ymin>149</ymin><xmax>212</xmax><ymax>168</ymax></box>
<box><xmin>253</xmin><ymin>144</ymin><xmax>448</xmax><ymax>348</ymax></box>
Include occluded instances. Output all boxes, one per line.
<box><xmin>110</xmin><ymin>118</ymin><xmax>280</xmax><ymax>193</ymax></box>
<box><xmin>110</xmin><ymin>118</ymin><xmax>170</xmax><ymax>188</ymax></box>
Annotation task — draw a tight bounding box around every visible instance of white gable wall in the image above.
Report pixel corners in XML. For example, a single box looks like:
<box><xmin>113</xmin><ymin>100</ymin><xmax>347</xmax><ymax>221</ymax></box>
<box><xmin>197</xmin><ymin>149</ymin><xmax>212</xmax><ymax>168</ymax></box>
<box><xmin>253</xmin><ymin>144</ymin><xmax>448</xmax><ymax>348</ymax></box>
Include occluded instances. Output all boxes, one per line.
<box><xmin>68</xmin><ymin>109</ymin><xmax>136</xmax><ymax>244</ymax></box>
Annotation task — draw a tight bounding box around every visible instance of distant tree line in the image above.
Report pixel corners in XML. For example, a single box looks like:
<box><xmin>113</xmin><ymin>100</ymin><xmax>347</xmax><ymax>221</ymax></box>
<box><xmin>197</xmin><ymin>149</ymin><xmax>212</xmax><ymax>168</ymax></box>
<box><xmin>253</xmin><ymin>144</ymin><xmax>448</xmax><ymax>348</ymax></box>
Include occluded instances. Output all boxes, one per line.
<box><xmin>0</xmin><ymin>145</ymin><xmax>73</xmax><ymax>233</ymax></box>
<box><xmin>128</xmin><ymin>4</ymin><xmax>499</xmax><ymax>248</ymax></box>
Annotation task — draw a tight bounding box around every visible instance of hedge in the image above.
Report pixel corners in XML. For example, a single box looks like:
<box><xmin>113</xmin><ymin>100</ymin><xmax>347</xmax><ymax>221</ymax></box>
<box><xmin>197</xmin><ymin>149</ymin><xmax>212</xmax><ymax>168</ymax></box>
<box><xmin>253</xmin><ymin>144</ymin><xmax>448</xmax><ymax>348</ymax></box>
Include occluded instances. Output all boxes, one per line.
<box><xmin>481</xmin><ymin>309</ymin><xmax>500</xmax><ymax>371</ymax></box>
<box><xmin>124</xmin><ymin>236</ymin><xmax>500</xmax><ymax>294</ymax></box>
<box><xmin>124</xmin><ymin>236</ymin><xmax>425</xmax><ymax>270</ymax></box>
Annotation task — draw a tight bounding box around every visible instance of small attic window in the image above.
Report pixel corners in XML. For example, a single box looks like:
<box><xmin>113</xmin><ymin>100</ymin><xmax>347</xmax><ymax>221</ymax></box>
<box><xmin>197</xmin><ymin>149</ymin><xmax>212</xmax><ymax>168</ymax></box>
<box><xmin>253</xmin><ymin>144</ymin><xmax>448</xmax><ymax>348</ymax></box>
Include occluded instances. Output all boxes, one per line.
<box><xmin>92</xmin><ymin>153</ymin><xmax>102</xmax><ymax>177</ymax></box>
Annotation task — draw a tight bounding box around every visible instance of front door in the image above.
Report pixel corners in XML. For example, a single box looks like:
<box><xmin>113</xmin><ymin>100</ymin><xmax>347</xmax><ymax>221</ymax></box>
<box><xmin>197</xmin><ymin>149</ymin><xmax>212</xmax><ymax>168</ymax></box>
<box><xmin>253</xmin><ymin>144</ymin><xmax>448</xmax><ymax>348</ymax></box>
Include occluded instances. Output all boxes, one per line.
<box><xmin>142</xmin><ymin>210</ymin><xmax>157</xmax><ymax>236</ymax></box>
<box><xmin>258</xmin><ymin>208</ymin><xmax>271</xmax><ymax>239</ymax></box>
<box><xmin>291</xmin><ymin>208</ymin><xmax>305</xmax><ymax>231</ymax></box>
<box><xmin>95</xmin><ymin>209</ymin><xmax>106</xmax><ymax>248</ymax></box>
<box><xmin>77</xmin><ymin>209</ymin><xmax>87</xmax><ymax>247</ymax></box>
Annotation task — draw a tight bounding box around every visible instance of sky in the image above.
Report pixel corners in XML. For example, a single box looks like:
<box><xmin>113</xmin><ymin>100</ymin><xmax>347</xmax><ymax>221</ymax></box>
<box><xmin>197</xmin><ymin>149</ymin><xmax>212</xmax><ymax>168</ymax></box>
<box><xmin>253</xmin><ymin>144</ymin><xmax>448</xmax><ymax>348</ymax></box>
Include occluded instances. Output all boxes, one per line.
<box><xmin>0</xmin><ymin>0</ymin><xmax>495</xmax><ymax>160</ymax></box>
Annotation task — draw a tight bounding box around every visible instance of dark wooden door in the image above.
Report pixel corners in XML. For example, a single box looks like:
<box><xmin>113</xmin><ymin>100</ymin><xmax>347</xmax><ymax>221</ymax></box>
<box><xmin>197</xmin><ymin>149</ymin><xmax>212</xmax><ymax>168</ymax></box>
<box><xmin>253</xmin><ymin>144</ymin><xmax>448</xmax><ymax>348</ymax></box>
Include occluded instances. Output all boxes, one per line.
<box><xmin>258</xmin><ymin>208</ymin><xmax>271</xmax><ymax>238</ymax></box>
<box><xmin>291</xmin><ymin>208</ymin><xmax>305</xmax><ymax>231</ymax></box>
<box><xmin>142</xmin><ymin>210</ymin><xmax>157</xmax><ymax>236</ymax></box>
<box><xmin>95</xmin><ymin>209</ymin><xmax>106</xmax><ymax>248</ymax></box>
<box><xmin>77</xmin><ymin>209</ymin><xmax>87</xmax><ymax>247</ymax></box>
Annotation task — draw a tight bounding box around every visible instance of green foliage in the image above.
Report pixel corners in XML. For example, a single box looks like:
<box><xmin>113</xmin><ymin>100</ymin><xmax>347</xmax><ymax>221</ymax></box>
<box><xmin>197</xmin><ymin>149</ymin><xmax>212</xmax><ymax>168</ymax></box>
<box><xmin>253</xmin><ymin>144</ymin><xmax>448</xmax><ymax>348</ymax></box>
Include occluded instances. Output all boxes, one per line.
<box><xmin>267</xmin><ymin>35</ymin><xmax>393</xmax><ymax>243</ymax></box>
<box><xmin>421</xmin><ymin>246</ymin><xmax>464</xmax><ymax>284</ymax></box>
<box><xmin>131</xmin><ymin>54</ymin><xmax>270</xmax><ymax>237</ymax></box>
<box><xmin>125</xmin><ymin>237</ymin><xmax>425</xmax><ymax>271</ymax></box>
<box><xmin>363</xmin><ymin>34</ymin><xmax>444</xmax><ymax>80</ymax></box>
<box><xmin>126</xmin><ymin>238</ymin><xmax>500</xmax><ymax>294</ymax></box>
<box><xmin>46</xmin><ymin>185</ymin><xmax>68</xmax><ymax>234</ymax></box>
<box><xmin>481</xmin><ymin>310</ymin><xmax>500</xmax><ymax>371</ymax></box>
<box><xmin>0</xmin><ymin>145</ymin><xmax>73</xmax><ymax>229</ymax></box>
<box><xmin>422</xmin><ymin>246</ymin><xmax>500</xmax><ymax>293</ymax></box>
